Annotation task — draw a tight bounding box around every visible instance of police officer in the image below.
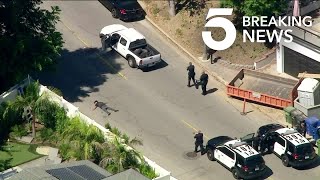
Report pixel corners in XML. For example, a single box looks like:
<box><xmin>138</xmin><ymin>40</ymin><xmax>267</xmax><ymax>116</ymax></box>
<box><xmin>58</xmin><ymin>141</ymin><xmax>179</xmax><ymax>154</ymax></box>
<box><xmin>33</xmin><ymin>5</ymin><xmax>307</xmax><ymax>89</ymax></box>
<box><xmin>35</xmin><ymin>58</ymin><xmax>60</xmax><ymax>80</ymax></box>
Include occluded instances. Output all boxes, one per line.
<box><xmin>297</xmin><ymin>122</ymin><xmax>306</xmax><ymax>137</ymax></box>
<box><xmin>207</xmin><ymin>47</ymin><xmax>216</xmax><ymax>64</ymax></box>
<box><xmin>194</xmin><ymin>130</ymin><xmax>204</xmax><ymax>154</ymax></box>
<box><xmin>199</xmin><ymin>71</ymin><xmax>209</xmax><ymax>95</ymax></box>
<box><xmin>187</xmin><ymin>62</ymin><xmax>196</xmax><ymax>87</ymax></box>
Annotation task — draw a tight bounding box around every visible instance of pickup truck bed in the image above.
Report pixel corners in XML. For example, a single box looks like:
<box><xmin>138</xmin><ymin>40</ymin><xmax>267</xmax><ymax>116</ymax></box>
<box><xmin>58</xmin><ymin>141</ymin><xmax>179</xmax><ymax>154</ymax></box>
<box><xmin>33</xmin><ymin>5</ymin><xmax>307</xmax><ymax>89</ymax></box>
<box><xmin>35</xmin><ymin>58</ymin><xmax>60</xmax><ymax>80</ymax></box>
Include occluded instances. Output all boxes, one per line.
<box><xmin>227</xmin><ymin>69</ymin><xmax>301</xmax><ymax>108</ymax></box>
<box><xmin>131</xmin><ymin>44</ymin><xmax>159</xmax><ymax>58</ymax></box>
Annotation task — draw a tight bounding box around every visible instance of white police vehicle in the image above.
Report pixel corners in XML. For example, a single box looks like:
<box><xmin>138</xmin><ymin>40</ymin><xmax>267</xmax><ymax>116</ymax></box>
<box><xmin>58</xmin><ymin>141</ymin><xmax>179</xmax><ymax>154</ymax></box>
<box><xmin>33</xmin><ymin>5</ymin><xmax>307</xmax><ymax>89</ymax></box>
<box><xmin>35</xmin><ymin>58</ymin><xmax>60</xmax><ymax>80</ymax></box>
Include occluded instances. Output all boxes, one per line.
<box><xmin>256</xmin><ymin>124</ymin><xmax>317</xmax><ymax>167</ymax></box>
<box><xmin>206</xmin><ymin>136</ymin><xmax>266</xmax><ymax>179</ymax></box>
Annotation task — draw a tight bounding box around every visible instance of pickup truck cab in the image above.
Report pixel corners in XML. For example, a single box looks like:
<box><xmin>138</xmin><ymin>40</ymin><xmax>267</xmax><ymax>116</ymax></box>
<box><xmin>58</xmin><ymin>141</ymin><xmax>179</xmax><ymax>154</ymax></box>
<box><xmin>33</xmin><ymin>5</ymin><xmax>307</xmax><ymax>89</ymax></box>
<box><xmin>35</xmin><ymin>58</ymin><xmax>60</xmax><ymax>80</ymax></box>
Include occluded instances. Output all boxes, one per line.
<box><xmin>100</xmin><ymin>24</ymin><xmax>161</xmax><ymax>69</ymax></box>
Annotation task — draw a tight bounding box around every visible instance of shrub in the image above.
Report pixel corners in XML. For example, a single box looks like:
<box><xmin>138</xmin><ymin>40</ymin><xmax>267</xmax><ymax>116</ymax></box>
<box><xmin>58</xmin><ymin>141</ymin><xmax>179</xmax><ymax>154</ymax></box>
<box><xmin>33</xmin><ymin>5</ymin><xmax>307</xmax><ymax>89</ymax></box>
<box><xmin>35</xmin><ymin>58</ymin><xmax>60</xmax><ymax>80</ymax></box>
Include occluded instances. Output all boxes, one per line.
<box><xmin>138</xmin><ymin>162</ymin><xmax>158</xmax><ymax>179</ymax></box>
<box><xmin>39</xmin><ymin>128</ymin><xmax>54</xmax><ymax>143</ymax></box>
<box><xmin>175</xmin><ymin>28</ymin><xmax>183</xmax><ymax>36</ymax></box>
<box><xmin>10</xmin><ymin>124</ymin><xmax>28</xmax><ymax>138</ymax></box>
<box><xmin>151</xmin><ymin>5</ymin><xmax>160</xmax><ymax>15</ymax></box>
<box><xmin>35</xmin><ymin>99</ymin><xmax>59</xmax><ymax>130</ymax></box>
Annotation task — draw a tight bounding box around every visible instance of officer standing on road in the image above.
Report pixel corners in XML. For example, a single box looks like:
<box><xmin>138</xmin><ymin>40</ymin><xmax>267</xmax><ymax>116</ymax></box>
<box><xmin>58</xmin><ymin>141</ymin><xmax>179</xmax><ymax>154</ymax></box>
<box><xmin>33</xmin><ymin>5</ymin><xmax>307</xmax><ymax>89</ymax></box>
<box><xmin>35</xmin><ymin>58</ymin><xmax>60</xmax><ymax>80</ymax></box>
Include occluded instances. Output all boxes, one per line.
<box><xmin>101</xmin><ymin>34</ymin><xmax>110</xmax><ymax>51</ymax></box>
<box><xmin>187</xmin><ymin>62</ymin><xmax>196</xmax><ymax>87</ymax></box>
<box><xmin>194</xmin><ymin>130</ymin><xmax>204</xmax><ymax>154</ymax></box>
<box><xmin>199</xmin><ymin>71</ymin><xmax>209</xmax><ymax>95</ymax></box>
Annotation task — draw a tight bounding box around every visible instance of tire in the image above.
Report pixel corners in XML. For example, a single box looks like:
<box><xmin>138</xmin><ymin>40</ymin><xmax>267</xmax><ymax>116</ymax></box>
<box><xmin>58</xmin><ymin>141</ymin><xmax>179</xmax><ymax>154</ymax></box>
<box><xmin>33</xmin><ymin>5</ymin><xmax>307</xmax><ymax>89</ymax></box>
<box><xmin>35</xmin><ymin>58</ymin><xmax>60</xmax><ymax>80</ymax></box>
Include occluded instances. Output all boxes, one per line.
<box><xmin>231</xmin><ymin>168</ymin><xmax>240</xmax><ymax>179</ymax></box>
<box><xmin>207</xmin><ymin>149</ymin><xmax>215</xmax><ymax>161</ymax></box>
<box><xmin>111</xmin><ymin>9</ymin><xmax>118</xmax><ymax>18</ymax></box>
<box><xmin>128</xmin><ymin>56</ymin><xmax>137</xmax><ymax>68</ymax></box>
<box><xmin>281</xmin><ymin>155</ymin><xmax>290</xmax><ymax>167</ymax></box>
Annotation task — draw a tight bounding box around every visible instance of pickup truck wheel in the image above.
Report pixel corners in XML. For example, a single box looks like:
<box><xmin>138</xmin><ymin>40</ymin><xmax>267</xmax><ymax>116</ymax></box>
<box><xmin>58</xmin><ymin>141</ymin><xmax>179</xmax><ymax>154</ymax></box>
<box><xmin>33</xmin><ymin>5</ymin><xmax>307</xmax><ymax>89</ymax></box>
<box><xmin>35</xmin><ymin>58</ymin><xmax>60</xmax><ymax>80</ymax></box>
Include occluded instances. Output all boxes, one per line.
<box><xmin>111</xmin><ymin>9</ymin><xmax>118</xmax><ymax>18</ymax></box>
<box><xmin>281</xmin><ymin>155</ymin><xmax>290</xmax><ymax>167</ymax></box>
<box><xmin>128</xmin><ymin>57</ymin><xmax>137</xmax><ymax>68</ymax></box>
<box><xmin>231</xmin><ymin>168</ymin><xmax>240</xmax><ymax>179</ymax></box>
<box><xmin>207</xmin><ymin>149</ymin><xmax>215</xmax><ymax>161</ymax></box>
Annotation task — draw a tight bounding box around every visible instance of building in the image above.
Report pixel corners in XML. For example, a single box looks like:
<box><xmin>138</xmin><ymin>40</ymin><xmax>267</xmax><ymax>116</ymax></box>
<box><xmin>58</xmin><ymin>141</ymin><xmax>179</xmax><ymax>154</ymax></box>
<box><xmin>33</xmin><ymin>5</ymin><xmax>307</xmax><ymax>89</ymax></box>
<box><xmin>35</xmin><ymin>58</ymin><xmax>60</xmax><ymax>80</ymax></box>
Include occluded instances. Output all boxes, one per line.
<box><xmin>9</xmin><ymin>160</ymin><xmax>151</xmax><ymax>180</ymax></box>
<box><xmin>276</xmin><ymin>1</ymin><xmax>320</xmax><ymax>77</ymax></box>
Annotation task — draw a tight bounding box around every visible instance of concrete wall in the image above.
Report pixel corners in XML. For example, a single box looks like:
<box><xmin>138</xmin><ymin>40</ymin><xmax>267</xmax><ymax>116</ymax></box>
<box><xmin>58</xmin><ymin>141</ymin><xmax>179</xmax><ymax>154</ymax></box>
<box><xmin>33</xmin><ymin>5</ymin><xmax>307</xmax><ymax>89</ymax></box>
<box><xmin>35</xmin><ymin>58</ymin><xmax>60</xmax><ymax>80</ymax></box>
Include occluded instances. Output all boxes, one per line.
<box><xmin>0</xmin><ymin>80</ymin><xmax>176</xmax><ymax>180</ymax></box>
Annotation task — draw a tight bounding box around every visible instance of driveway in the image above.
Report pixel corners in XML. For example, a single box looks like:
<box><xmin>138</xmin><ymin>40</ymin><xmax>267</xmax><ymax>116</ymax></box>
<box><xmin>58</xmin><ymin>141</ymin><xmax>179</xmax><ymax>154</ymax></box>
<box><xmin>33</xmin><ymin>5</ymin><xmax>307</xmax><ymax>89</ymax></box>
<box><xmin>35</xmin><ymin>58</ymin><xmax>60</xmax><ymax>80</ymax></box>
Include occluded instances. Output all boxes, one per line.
<box><xmin>38</xmin><ymin>1</ymin><xmax>320</xmax><ymax>180</ymax></box>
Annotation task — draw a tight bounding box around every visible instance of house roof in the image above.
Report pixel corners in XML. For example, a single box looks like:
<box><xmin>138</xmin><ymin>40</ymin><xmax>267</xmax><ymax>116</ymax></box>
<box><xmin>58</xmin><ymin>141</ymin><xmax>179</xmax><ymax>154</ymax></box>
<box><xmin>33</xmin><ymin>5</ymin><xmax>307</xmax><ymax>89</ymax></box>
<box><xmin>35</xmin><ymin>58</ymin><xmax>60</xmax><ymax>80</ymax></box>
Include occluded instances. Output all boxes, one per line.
<box><xmin>9</xmin><ymin>160</ymin><xmax>150</xmax><ymax>180</ymax></box>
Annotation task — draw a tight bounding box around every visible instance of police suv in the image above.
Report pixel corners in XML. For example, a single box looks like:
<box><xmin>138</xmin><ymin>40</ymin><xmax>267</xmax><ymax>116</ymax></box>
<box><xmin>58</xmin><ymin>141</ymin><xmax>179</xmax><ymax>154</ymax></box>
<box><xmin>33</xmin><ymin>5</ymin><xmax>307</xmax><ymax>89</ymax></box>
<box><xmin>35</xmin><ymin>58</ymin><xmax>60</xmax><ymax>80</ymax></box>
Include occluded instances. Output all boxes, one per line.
<box><xmin>206</xmin><ymin>136</ymin><xmax>266</xmax><ymax>179</ymax></box>
<box><xmin>255</xmin><ymin>124</ymin><xmax>317</xmax><ymax>167</ymax></box>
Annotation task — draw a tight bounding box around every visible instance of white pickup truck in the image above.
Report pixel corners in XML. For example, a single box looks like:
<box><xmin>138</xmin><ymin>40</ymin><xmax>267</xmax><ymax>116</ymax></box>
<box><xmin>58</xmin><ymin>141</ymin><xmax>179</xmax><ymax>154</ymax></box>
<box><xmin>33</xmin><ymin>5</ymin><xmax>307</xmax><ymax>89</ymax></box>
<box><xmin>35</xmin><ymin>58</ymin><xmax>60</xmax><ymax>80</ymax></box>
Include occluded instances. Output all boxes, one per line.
<box><xmin>100</xmin><ymin>24</ymin><xmax>161</xmax><ymax>69</ymax></box>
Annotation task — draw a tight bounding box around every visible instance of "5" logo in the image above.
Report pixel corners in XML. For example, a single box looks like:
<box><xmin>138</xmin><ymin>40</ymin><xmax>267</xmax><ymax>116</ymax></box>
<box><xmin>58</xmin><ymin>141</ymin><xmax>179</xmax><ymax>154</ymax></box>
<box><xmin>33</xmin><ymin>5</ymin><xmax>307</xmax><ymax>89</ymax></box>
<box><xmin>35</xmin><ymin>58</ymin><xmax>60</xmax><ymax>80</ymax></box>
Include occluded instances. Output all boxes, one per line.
<box><xmin>202</xmin><ymin>8</ymin><xmax>237</xmax><ymax>51</ymax></box>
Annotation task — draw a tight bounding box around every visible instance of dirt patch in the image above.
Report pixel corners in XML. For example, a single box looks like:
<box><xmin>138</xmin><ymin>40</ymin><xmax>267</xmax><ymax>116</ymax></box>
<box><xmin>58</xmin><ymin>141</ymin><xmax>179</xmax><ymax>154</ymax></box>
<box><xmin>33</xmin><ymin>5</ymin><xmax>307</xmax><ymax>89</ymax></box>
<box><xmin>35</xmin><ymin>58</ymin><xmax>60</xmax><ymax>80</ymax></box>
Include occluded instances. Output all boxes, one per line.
<box><xmin>143</xmin><ymin>1</ymin><xmax>271</xmax><ymax>65</ymax></box>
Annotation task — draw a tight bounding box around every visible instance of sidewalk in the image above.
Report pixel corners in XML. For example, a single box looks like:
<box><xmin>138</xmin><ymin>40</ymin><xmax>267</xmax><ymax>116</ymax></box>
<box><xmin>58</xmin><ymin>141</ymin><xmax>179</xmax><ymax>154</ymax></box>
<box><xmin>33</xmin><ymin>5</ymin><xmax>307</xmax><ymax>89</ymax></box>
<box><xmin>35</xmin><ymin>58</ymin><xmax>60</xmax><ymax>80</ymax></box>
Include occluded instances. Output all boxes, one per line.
<box><xmin>140</xmin><ymin>2</ymin><xmax>290</xmax><ymax>125</ymax></box>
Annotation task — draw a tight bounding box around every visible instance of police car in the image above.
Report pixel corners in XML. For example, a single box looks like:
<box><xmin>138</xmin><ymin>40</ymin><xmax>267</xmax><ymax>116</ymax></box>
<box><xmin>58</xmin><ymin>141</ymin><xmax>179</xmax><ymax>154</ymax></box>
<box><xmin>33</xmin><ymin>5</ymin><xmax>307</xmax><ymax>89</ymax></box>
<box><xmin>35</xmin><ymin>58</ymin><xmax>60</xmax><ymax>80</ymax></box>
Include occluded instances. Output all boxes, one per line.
<box><xmin>206</xmin><ymin>136</ymin><xmax>266</xmax><ymax>179</ymax></box>
<box><xmin>256</xmin><ymin>124</ymin><xmax>317</xmax><ymax>167</ymax></box>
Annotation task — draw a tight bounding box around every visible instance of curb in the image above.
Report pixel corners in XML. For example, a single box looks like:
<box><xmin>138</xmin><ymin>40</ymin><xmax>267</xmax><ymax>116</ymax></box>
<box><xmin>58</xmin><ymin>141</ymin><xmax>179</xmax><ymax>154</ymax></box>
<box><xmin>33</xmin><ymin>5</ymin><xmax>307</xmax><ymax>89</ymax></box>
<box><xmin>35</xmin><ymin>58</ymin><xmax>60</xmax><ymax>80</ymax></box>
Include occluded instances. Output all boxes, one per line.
<box><xmin>144</xmin><ymin>15</ymin><xmax>228</xmax><ymax>85</ymax></box>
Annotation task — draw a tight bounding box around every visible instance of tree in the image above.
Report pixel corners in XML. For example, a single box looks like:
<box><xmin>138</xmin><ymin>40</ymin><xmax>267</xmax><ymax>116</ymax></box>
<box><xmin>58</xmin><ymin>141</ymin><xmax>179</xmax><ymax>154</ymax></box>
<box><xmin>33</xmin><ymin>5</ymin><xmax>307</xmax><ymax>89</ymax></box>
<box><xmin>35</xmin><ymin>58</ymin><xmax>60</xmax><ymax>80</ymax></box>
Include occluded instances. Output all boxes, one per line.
<box><xmin>60</xmin><ymin>117</ymin><xmax>105</xmax><ymax>160</ymax></box>
<box><xmin>6</xmin><ymin>81</ymin><xmax>46</xmax><ymax>138</ymax></box>
<box><xmin>221</xmin><ymin>0</ymin><xmax>288</xmax><ymax>24</ymax></box>
<box><xmin>99</xmin><ymin>137</ymin><xmax>142</xmax><ymax>174</ymax></box>
<box><xmin>0</xmin><ymin>0</ymin><xmax>64</xmax><ymax>92</ymax></box>
<box><xmin>168</xmin><ymin>0</ymin><xmax>176</xmax><ymax>16</ymax></box>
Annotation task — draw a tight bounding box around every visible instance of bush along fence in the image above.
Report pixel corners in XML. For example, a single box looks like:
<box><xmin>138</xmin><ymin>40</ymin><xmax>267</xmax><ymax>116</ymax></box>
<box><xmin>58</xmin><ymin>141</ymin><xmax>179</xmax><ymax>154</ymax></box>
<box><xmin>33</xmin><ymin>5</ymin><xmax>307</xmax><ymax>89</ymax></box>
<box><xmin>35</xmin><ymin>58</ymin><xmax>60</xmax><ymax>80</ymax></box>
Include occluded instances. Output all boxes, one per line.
<box><xmin>0</xmin><ymin>78</ymin><xmax>177</xmax><ymax>180</ymax></box>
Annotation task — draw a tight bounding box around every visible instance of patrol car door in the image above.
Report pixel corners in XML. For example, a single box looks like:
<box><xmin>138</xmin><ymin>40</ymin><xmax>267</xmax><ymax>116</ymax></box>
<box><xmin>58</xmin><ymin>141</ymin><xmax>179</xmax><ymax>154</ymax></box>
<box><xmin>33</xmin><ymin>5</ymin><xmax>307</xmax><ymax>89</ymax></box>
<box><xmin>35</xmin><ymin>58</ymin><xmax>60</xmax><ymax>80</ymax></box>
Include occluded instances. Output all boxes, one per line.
<box><xmin>240</xmin><ymin>133</ymin><xmax>255</xmax><ymax>146</ymax></box>
<box><xmin>215</xmin><ymin>147</ymin><xmax>236</xmax><ymax>169</ymax></box>
<box><xmin>273</xmin><ymin>136</ymin><xmax>286</xmax><ymax>156</ymax></box>
<box><xmin>214</xmin><ymin>146</ymin><xmax>224</xmax><ymax>162</ymax></box>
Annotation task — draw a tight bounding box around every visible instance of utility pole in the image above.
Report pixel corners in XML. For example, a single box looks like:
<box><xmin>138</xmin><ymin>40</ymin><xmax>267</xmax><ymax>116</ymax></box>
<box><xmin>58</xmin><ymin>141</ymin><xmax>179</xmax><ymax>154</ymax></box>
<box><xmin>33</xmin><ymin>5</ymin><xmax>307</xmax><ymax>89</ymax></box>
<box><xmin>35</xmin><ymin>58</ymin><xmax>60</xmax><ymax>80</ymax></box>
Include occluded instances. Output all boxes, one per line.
<box><xmin>201</xmin><ymin>15</ymin><xmax>209</xmax><ymax>61</ymax></box>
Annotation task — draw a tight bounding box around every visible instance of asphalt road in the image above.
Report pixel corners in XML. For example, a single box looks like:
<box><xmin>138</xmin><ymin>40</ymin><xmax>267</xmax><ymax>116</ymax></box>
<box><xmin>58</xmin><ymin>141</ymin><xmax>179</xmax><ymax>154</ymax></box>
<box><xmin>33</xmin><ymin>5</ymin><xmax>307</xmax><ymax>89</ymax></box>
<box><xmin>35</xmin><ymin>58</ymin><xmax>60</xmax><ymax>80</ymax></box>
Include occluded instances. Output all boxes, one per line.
<box><xmin>39</xmin><ymin>1</ymin><xmax>320</xmax><ymax>180</ymax></box>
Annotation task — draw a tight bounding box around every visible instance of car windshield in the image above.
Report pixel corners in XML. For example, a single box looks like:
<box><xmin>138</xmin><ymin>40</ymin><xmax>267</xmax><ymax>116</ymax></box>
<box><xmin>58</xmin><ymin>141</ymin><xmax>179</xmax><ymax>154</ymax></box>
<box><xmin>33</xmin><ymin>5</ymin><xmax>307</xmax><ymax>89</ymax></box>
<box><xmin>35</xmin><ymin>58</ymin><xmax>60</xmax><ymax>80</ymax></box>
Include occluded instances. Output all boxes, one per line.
<box><xmin>245</xmin><ymin>155</ymin><xmax>264</xmax><ymax>166</ymax></box>
<box><xmin>295</xmin><ymin>143</ymin><xmax>313</xmax><ymax>155</ymax></box>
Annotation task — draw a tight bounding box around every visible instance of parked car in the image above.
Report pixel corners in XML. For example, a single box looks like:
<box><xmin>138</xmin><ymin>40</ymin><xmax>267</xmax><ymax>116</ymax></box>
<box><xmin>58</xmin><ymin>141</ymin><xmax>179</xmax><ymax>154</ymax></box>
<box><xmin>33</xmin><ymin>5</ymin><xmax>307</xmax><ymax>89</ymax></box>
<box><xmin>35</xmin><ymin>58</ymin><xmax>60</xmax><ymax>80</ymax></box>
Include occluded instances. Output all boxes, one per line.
<box><xmin>100</xmin><ymin>24</ymin><xmax>161</xmax><ymax>69</ymax></box>
<box><xmin>98</xmin><ymin>0</ymin><xmax>145</xmax><ymax>21</ymax></box>
<box><xmin>206</xmin><ymin>136</ymin><xmax>266</xmax><ymax>179</ymax></box>
<box><xmin>255</xmin><ymin>124</ymin><xmax>317</xmax><ymax>167</ymax></box>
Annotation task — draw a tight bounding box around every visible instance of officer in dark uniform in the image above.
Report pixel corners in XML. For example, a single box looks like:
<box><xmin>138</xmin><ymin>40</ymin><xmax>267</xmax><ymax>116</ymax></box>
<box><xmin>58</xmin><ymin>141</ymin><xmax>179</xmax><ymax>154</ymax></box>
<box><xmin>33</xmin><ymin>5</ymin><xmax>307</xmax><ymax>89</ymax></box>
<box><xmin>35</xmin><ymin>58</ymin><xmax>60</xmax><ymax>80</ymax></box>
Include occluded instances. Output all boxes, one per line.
<box><xmin>297</xmin><ymin>122</ymin><xmax>306</xmax><ymax>137</ymax></box>
<box><xmin>194</xmin><ymin>130</ymin><xmax>204</xmax><ymax>154</ymax></box>
<box><xmin>199</xmin><ymin>71</ymin><xmax>209</xmax><ymax>95</ymax></box>
<box><xmin>187</xmin><ymin>62</ymin><xmax>196</xmax><ymax>87</ymax></box>
<box><xmin>101</xmin><ymin>34</ymin><xmax>110</xmax><ymax>51</ymax></box>
<box><xmin>207</xmin><ymin>46</ymin><xmax>216</xmax><ymax>64</ymax></box>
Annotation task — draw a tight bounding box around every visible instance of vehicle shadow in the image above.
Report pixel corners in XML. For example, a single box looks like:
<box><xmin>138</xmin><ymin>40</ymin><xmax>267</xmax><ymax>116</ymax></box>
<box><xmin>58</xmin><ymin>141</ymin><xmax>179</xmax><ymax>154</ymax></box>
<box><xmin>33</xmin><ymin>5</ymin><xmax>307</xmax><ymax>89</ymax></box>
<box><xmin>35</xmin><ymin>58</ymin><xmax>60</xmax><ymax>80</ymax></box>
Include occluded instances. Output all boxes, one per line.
<box><xmin>253</xmin><ymin>166</ymin><xmax>273</xmax><ymax>180</ymax></box>
<box><xmin>36</xmin><ymin>47</ymin><xmax>123</xmax><ymax>103</ymax></box>
<box><xmin>294</xmin><ymin>156</ymin><xmax>320</xmax><ymax>170</ymax></box>
<box><xmin>141</xmin><ymin>59</ymin><xmax>168</xmax><ymax>72</ymax></box>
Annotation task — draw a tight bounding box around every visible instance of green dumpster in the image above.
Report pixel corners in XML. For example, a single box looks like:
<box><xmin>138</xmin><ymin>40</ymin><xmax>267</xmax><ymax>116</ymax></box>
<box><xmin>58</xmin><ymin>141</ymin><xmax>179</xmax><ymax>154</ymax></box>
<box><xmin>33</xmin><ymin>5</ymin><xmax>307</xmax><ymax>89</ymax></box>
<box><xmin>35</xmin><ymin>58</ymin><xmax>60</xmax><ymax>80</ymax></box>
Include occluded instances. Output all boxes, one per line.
<box><xmin>284</xmin><ymin>106</ymin><xmax>296</xmax><ymax>125</ymax></box>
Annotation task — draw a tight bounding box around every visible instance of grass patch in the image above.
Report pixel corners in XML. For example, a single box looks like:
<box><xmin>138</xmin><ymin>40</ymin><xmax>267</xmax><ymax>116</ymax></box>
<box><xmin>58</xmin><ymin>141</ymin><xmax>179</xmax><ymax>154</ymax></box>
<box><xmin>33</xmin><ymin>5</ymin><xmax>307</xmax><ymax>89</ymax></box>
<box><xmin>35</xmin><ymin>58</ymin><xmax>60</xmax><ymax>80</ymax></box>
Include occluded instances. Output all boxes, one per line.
<box><xmin>0</xmin><ymin>142</ymin><xmax>43</xmax><ymax>167</ymax></box>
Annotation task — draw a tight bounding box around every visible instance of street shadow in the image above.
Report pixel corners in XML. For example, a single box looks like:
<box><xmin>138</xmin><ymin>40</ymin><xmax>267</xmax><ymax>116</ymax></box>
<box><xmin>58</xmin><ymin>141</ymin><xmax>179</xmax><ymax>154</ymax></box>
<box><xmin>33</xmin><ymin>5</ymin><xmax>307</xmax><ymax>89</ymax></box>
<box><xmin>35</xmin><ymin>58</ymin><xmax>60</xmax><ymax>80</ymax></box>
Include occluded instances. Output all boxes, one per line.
<box><xmin>36</xmin><ymin>48</ymin><xmax>123</xmax><ymax>103</ymax></box>
<box><xmin>205</xmin><ymin>88</ymin><xmax>218</xmax><ymax>95</ymax></box>
<box><xmin>141</xmin><ymin>59</ymin><xmax>168</xmax><ymax>72</ymax></box>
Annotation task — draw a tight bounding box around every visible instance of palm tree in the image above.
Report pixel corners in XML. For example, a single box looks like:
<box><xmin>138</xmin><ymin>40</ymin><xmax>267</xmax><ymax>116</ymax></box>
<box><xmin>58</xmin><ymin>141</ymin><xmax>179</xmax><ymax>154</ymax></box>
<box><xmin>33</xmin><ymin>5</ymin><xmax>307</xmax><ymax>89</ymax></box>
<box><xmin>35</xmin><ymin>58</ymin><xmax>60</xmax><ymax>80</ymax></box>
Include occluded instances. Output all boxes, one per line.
<box><xmin>99</xmin><ymin>137</ymin><xmax>143</xmax><ymax>174</ymax></box>
<box><xmin>6</xmin><ymin>81</ymin><xmax>43</xmax><ymax>138</ymax></box>
<box><xmin>60</xmin><ymin>117</ymin><xmax>105</xmax><ymax>160</ymax></box>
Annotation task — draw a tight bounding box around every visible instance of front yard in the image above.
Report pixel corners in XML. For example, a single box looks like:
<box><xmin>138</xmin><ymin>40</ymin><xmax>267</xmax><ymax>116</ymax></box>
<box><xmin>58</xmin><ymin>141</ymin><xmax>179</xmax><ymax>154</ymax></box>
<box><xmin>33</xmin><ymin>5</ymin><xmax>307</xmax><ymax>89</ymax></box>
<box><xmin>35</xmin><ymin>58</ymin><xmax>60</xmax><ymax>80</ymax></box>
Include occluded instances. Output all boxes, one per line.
<box><xmin>0</xmin><ymin>142</ymin><xmax>43</xmax><ymax>167</ymax></box>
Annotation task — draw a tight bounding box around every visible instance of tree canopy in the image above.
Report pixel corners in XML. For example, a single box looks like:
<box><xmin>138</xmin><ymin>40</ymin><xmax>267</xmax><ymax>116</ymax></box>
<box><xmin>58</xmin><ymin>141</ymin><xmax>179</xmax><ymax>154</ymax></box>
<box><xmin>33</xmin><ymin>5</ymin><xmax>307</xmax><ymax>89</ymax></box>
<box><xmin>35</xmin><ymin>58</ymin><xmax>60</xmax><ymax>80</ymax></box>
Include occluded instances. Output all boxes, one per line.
<box><xmin>221</xmin><ymin>0</ymin><xmax>288</xmax><ymax>19</ymax></box>
<box><xmin>0</xmin><ymin>0</ymin><xmax>63</xmax><ymax>92</ymax></box>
